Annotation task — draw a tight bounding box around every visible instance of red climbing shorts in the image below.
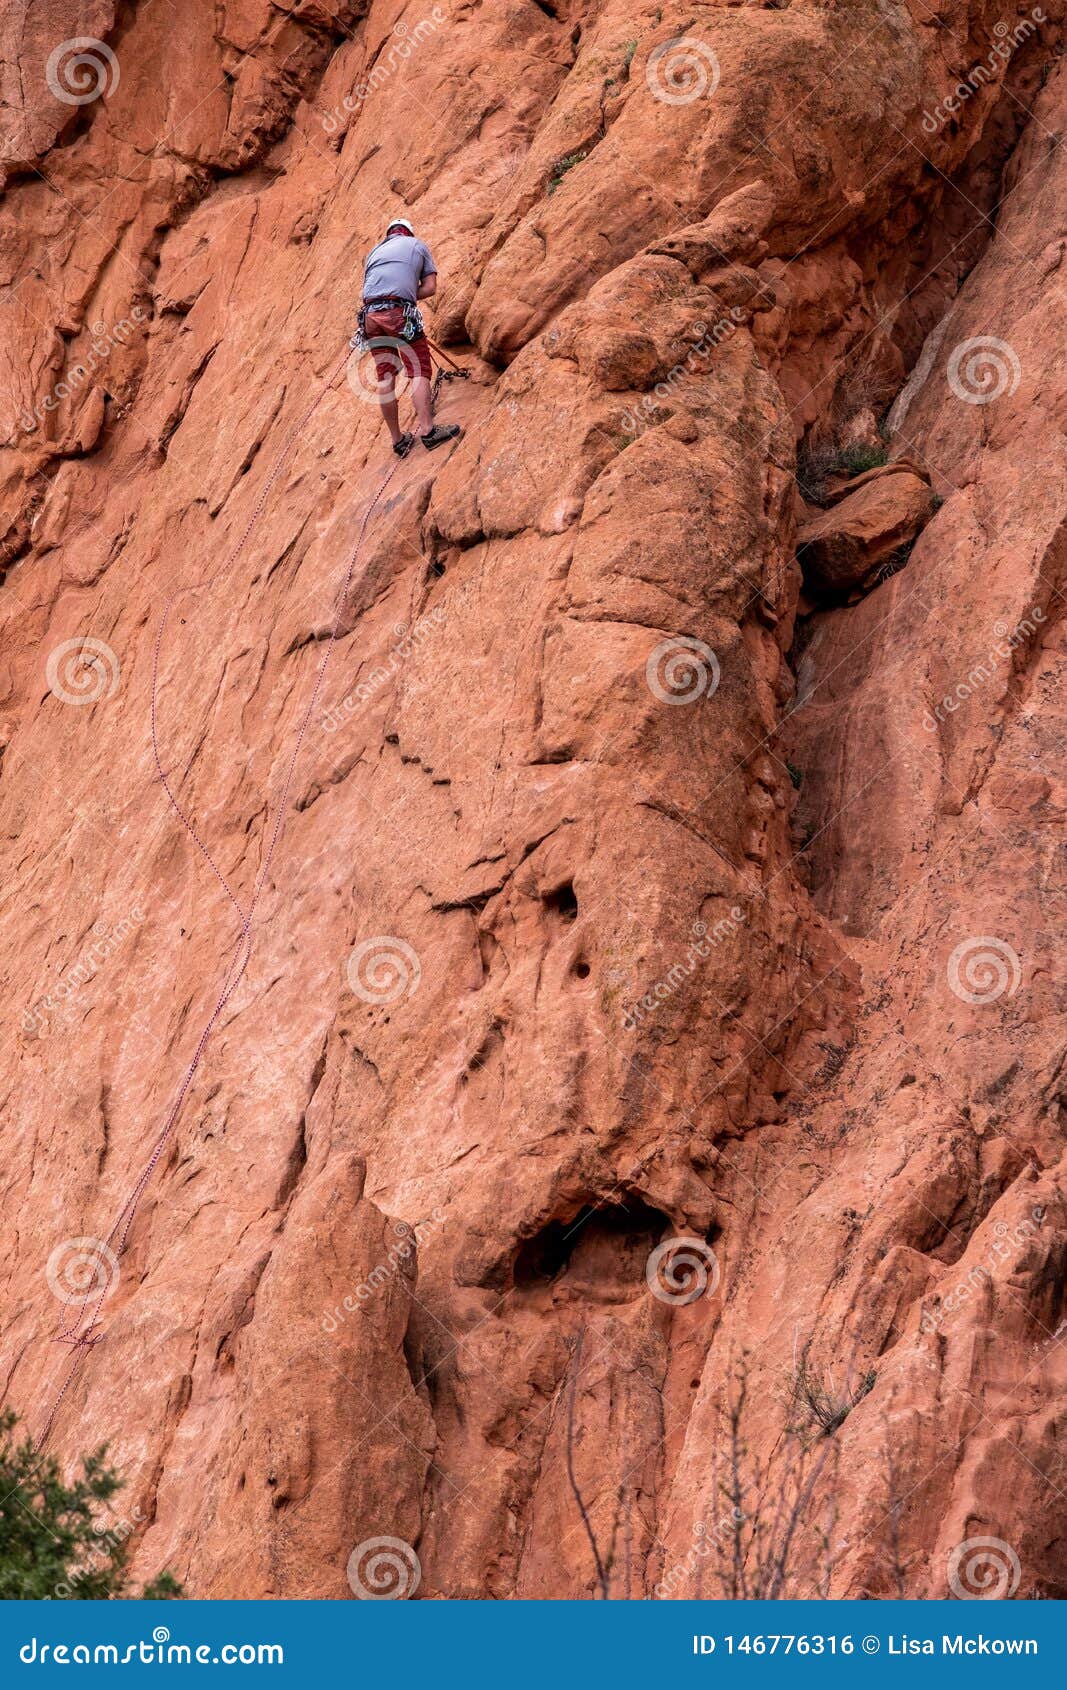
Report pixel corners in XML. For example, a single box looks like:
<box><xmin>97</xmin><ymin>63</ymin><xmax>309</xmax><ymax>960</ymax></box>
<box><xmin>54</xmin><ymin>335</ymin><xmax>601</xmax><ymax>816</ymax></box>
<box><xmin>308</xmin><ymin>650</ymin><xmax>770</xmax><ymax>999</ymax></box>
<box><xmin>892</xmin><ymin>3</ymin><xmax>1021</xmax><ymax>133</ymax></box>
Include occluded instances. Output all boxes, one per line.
<box><xmin>364</xmin><ymin>305</ymin><xmax>432</xmax><ymax>384</ymax></box>
<box><xmin>370</xmin><ymin>333</ymin><xmax>431</xmax><ymax>384</ymax></box>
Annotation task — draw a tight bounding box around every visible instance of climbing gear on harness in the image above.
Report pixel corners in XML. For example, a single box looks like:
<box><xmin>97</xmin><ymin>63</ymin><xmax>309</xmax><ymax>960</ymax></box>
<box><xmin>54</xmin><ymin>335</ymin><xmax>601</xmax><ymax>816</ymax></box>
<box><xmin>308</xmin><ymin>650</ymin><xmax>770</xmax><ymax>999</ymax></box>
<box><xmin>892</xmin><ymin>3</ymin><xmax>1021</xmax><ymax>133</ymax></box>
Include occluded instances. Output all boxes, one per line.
<box><xmin>354</xmin><ymin>297</ymin><xmax>424</xmax><ymax>350</ymax></box>
<box><xmin>34</xmin><ymin>342</ymin><xmax>402</xmax><ymax>1453</ymax></box>
<box><xmin>421</xmin><ymin>423</ymin><xmax>461</xmax><ymax>451</ymax></box>
<box><xmin>393</xmin><ymin>431</ymin><xmax>416</xmax><ymax>457</ymax></box>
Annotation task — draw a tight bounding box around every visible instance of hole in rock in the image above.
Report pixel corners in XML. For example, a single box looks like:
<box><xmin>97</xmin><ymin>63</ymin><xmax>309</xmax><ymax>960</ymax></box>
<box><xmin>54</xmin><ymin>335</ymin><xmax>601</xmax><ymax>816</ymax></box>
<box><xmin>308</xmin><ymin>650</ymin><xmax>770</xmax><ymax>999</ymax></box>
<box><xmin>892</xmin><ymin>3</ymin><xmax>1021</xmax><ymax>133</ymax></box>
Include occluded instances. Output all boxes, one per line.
<box><xmin>430</xmin><ymin>560</ymin><xmax>446</xmax><ymax>577</ymax></box>
<box><xmin>513</xmin><ymin>1196</ymin><xmax>670</xmax><ymax>1300</ymax></box>
<box><xmin>573</xmin><ymin>960</ymin><xmax>591</xmax><ymax>979</ymax></box>
<box><xmin>543</xmin><ymin>880</ymin><xmax>578</xmax><ymax>923</ymax></box>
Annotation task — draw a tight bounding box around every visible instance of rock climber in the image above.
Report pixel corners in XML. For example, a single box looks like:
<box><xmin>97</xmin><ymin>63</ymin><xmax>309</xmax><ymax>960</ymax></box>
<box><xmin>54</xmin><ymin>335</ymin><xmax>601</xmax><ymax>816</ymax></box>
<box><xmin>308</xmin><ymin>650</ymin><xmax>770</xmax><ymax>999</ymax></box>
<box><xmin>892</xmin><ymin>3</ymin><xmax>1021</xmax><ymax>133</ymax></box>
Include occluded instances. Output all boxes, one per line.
<box><xmin>355</xmin><ymin>216</ymin><xmax>462</xmax><ymax>458</ymax></box>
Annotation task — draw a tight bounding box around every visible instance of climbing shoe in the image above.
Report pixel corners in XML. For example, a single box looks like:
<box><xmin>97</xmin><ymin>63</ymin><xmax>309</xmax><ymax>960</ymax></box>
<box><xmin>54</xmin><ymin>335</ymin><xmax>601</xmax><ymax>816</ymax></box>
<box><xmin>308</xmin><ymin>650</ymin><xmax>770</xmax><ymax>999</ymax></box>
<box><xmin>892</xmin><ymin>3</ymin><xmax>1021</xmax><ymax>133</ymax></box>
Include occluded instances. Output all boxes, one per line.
<box><xmin>420</xmin><ymin>423</ymin><xmax>462</xmax><ymax>451</ymax></box>
<box><xmin>392</xmin><ymin>432</ymin><xmax>416</xmax><ymax>458</ymax></box>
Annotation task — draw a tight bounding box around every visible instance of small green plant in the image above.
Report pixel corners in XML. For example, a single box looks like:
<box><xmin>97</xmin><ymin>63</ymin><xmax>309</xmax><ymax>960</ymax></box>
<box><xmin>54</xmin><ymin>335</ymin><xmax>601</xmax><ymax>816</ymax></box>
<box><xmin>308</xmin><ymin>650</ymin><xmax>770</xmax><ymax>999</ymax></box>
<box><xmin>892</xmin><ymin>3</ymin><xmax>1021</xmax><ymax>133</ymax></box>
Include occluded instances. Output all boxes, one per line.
<box><xmin>838</xmin><ymin>443</ymin><xmax>888</xmax><ymax>476</ymax></box>
<box><xmin>547</xmin><ymin>151</ymin><xmax>587</xmax><ymax>194</ymax></box>
<box><xmin>623</xmin><ymin>39</ymin><xmax>638</xmax><ymax>67</ymax></box>
<box><xmin>0</xmin><ymin>1412</ymin><xmax>183</xmax><ymax>1600</ymax></box>
<box><xmin>795</xmin><ymin>437</ymin><xmax>891</xmax><ymax>504</ymax></box>
<box><xmin>786</xmin><ymin>760</ymin><xmax>803</xmax><ymax>790</ymax></box>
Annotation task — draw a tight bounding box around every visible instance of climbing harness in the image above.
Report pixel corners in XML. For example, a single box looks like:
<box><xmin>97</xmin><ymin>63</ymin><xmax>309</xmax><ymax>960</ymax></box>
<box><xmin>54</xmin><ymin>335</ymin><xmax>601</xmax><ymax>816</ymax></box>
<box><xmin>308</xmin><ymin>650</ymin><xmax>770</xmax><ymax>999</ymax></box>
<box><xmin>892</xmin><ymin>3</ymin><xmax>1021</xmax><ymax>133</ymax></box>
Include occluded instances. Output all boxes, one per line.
<box><xmin>352</xmin><ymin>303</ymin><xmax>470</xmax><ymax>396</ymax></box>
<box><xmin>35</xmin><ymin>343</ymin><xmax>408</xmax><ymax>1451</ymax></box>
<box><xmin>353</xmin><ymin>296</ymin><xmax>425</xmax><ymax>350</ymax></box>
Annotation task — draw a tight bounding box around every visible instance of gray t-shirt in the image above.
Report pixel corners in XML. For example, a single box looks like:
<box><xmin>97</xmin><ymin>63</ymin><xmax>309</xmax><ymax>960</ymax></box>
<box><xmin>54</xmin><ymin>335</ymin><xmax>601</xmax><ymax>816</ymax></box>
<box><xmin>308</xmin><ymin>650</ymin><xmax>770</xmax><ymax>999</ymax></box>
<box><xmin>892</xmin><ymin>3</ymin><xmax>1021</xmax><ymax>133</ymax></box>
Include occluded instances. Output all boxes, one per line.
<box><xmin>362</xmin><ymin>234</ymin><xmax>437</xmax><ymax>304</ymax></box>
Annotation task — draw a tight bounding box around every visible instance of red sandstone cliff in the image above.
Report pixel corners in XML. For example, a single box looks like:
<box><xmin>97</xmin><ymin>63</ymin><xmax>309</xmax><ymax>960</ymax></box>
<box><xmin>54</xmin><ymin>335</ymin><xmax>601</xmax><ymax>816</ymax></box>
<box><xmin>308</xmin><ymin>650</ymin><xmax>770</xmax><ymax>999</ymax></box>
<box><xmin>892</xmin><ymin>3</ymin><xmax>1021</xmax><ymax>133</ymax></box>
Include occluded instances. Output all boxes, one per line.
<box><xmin>0</xmin><ymin>0</ymin><xmax>1064</xmax><ymax>1600</ymax></box>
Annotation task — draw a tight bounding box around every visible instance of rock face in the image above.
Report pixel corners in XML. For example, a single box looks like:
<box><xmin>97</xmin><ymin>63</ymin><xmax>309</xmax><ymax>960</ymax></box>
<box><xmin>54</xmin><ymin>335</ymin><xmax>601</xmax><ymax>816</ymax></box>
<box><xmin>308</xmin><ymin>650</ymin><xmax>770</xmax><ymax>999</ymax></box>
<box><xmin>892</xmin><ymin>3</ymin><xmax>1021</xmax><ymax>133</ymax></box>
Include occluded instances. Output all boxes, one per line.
<box><xmin>797</xmin><ymin>463</ymin><xmax>937</xmax><ymax>597</ymax></box>
<box><xmin>0</xmin><ymin>1</ymin><xmax>1063</xmax><ymax>1601</ymax></box>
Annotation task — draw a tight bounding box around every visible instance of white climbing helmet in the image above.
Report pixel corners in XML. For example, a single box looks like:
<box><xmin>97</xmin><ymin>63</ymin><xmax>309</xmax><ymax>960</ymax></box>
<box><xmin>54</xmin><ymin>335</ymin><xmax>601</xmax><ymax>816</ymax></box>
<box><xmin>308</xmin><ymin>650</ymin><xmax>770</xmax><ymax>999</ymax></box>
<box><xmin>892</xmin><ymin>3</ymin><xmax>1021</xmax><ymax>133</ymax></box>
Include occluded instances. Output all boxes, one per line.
<box><xmin>385</xmin><ymin>215</ymin><xmax>414</xmax><ymax>238</ymax></box>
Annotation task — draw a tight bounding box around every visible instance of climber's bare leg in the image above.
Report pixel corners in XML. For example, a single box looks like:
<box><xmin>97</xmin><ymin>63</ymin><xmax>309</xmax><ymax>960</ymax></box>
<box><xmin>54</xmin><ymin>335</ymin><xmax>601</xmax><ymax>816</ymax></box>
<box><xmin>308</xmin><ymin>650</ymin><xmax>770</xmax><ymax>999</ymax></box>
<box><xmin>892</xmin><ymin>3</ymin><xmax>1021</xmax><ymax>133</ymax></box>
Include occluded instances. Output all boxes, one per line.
<box><xmin>377</xmin><ymin>369</ymin><xmax>403</xmax><ymax>446</ymax></box>
<box><xmin>411</xmin><ymin>373</ymin><xmax>434</xmax><ymax>436</ymax></box>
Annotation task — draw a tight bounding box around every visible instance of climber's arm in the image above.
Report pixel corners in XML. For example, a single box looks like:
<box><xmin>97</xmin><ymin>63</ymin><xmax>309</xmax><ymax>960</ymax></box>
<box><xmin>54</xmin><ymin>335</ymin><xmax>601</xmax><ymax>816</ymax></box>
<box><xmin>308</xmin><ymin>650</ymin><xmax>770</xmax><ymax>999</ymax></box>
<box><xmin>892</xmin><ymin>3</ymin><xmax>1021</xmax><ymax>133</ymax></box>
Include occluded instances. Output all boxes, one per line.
<box><xmin>417</xmin><ymin>271</ymin><xmax>437</xmax><ymax>300</ymax></box>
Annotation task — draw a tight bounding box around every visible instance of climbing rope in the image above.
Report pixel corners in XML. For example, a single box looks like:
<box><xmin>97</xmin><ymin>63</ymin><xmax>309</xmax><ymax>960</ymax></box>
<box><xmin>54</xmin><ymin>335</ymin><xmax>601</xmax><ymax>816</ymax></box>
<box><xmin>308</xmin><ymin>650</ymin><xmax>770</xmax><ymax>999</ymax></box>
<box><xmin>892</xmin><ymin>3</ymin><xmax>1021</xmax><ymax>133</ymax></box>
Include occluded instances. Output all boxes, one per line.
<box><xmin>35</xmin><ymin>345</ymin><xmax>405</xmax><ymax>1450</ymax></box>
